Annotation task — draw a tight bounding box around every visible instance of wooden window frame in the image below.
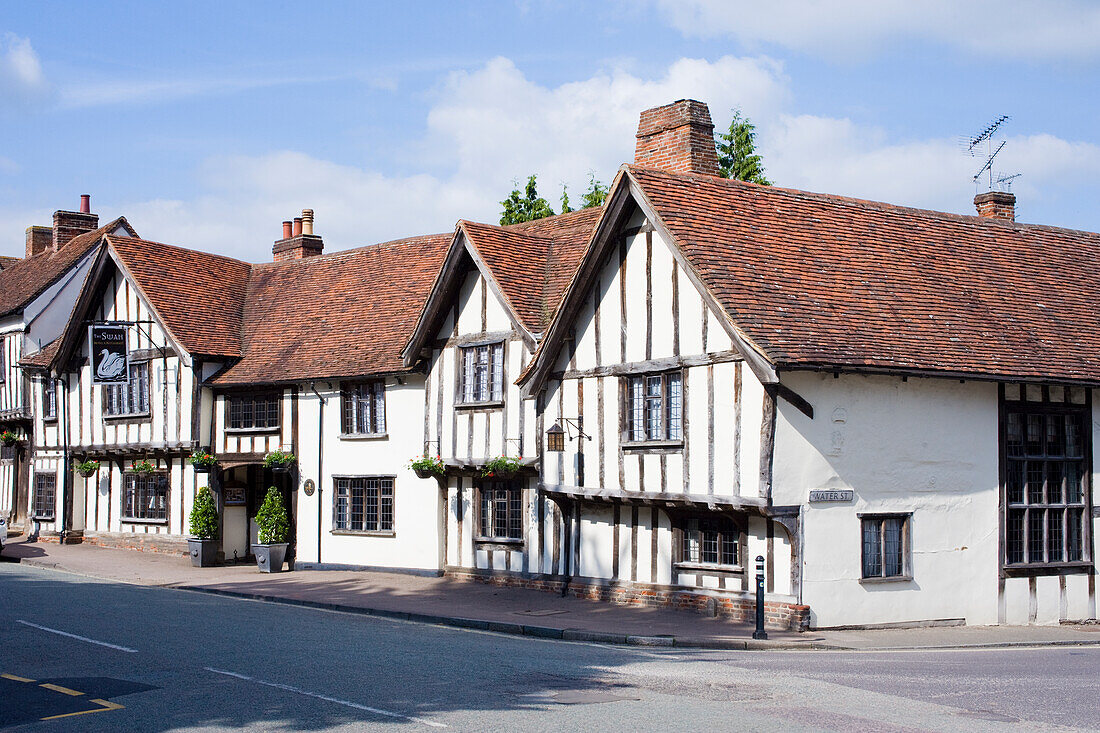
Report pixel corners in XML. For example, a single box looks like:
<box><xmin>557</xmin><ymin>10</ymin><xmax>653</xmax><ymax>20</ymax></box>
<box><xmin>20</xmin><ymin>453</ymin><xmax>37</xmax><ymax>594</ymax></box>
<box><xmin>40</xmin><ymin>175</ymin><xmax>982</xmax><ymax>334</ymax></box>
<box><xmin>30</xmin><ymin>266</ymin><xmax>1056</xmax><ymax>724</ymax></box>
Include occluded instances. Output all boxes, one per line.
<box><xmin>121</xmin><ymin>471</ymin><xmax>169</xmax><ymax>524</ymax></box>
<box><xmin>42</xmin><ymin>377</ymin><xmax>57</xmax><ymax>422</ymax></box>
<box><xmin>475</xmin><ymin>479</ymin><xmax>524</xmax><ymax>543</ymax></box>
<box><xmin>340</xmin><ymin>381</ymin><xmax>386</xmax><ymax>437</ymax></box>
<box><xmin>457</xmin><ymin>342</ymin><xmax>505</xmax><ymax>407</ymax></box>
<box><xmin>672</xmin><ymin>512</ymin><xmax>745</xmax><ymax>573</ymax></box>
<box><xmin>621</xmin><ymin>369</ymin><xmax>683</xmax><ymax>447</ymax></box>
<box><xmin>332</xmin><ymin>476</ymin><xmax>395</xmax><ymax>535</ymax></box>
<box><xmin>999</xmin><ymin>384</ymin><xmax>1093</xmax><ymax>577</ymax></box>
<box><xmin>102</xmin><ymin>361</ymin><xmax>150</xmax><ymax>419</ymax></box>
<box><xmin>32</xmin><ymin>473</ymin><xmax>56</xmax><ymax>521</ymax></box>
<box><xmin>859</xmin><ymin>513</ymin><xmax>912</xmax><ymax>582</ymax></box>
<box><xmin>225</xmin><ymin>391</ymin><xmax>281</xmax><ymax>432</ymax></box>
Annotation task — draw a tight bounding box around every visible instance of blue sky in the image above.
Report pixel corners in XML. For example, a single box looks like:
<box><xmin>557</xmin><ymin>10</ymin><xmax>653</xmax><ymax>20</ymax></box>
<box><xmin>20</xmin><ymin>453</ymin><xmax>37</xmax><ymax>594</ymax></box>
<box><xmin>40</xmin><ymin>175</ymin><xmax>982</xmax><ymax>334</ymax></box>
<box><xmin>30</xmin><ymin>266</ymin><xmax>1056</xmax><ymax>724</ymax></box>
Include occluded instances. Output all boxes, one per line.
<box><xmin>2</xmin><ymin>1</ymin><xmax>1099</xmax><ymax>261</ymax></box>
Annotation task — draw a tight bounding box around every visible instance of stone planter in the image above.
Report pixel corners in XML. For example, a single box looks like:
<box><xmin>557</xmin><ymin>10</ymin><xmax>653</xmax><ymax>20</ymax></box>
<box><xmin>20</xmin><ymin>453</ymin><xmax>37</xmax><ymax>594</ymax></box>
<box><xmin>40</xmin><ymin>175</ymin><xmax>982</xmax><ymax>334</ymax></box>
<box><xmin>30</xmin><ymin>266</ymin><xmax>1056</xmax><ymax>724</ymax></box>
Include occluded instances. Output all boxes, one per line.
<box><xmin>252</xmin><ymin>543</ymin><xmax>289</xmax><ymax>573</ymax></box>
<box><xmin>188</xmin><ymin>538</ymin><xmax>219</xmax><ymax>567</ymax></box>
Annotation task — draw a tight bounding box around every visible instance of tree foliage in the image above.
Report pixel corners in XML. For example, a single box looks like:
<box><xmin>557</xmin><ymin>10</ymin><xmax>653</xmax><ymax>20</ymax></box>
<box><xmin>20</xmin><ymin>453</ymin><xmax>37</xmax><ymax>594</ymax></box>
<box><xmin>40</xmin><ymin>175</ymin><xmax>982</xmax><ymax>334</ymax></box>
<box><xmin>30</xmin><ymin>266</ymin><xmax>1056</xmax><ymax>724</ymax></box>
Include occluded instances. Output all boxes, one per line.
<box><xmin>716</xmin><ymin>109</ymin><xmax>771</xmax><ymax>185</ymax></box>
<box><xmin>500</xmin><ymin>173</ymin><xmax>608</xmax><ymax>224</ymax></box>
<box><xmin>500</xmin><ymin>175</ymin><xmax>555</xmax><ymax>225</ymax></box>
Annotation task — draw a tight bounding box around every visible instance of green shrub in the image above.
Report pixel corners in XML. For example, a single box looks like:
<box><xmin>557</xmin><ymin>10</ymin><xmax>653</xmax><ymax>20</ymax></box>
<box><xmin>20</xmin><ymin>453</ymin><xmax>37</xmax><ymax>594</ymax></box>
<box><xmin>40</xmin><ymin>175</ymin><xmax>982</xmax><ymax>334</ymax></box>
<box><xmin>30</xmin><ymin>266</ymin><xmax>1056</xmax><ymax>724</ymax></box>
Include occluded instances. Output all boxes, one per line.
<box><xmin>189</xmin><ymin>486</ymin><xmax>219</xmax><ymax>540</ymax></box>
<box><xmin>263</xmin><ymin>450</ymin><xmax>296</xmax><ymax>469</ymax></box>
<box><xmin>255</xmin><ymin>487</ymin><xmax>289</xmax><ymax>544</ymax></box>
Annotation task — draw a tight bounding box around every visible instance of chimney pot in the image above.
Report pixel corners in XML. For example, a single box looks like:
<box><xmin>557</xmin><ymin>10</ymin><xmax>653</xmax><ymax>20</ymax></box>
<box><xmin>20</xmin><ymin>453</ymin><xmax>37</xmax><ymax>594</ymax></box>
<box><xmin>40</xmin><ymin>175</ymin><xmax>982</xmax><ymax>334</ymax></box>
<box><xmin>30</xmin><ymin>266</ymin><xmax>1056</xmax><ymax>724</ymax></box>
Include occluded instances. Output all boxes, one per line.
<box><xmin>301</xmin><ymin>208</ymin><xmax>314</xmax><ymax>236</ymax></box>
<box><xmin>292</xmin><ymin>218</ymin><xmax>303</xmax><ymax>237</ymax></box>
<box><xmin>282</xmin><ymin>220</ymin><xmax>293</xmax><ymax>239</ymax></box>
<box><xmin>634</xmin><ymin>99</ymin><xmax>721</xmax><ymax>176</ymax></box>
<box><xmin>974</xmin><ymin>191</ymin><xmax>1016</xmax><ymax>222</ymax></box>
<box><xmin>80</xmin><ymin>194</ymin><xmax>91</xmax><ymax>213</ymax></box>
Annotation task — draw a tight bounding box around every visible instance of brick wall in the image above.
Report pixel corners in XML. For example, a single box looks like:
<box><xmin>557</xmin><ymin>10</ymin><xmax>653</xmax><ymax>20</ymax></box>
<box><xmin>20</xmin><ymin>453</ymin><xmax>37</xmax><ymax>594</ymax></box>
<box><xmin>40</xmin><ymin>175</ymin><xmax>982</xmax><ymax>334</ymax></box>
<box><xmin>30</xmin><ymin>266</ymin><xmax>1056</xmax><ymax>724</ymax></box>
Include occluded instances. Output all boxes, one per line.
<box><xmin>445</xmin><ymin>568</ymin><xmax>810</xmax><ymax>631</ymax></box>
<box><xmin>634</xmin><ymin>99</ymin><xmax>721</xmax><ymax>177</ymax></box>
<box><xmin>83</xmin><ymin>531</ymin><xmax>189</xmax><ymax>556</ymax></box>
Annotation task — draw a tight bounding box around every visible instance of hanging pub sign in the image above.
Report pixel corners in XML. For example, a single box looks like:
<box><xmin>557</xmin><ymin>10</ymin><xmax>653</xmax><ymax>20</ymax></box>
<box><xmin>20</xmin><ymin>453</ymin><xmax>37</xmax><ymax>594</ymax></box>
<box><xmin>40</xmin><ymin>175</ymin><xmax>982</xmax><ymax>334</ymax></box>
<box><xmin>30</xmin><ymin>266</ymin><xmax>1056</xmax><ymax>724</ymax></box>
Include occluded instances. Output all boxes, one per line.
<box><xmin>88</xmin><ymin>324</ymin><xmax>130</xmax><ymax>385</ymax></box>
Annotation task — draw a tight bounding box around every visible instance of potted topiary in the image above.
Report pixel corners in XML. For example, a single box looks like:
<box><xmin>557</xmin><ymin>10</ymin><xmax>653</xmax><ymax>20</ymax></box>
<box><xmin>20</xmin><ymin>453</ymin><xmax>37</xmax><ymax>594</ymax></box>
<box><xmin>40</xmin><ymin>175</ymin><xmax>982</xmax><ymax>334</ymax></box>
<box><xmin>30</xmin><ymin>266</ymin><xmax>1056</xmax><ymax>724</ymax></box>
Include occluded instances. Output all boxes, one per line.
<box><xmin>263</xmin><ymin>450</ymin><xmax>296</xmax><ymax>474</ymax></box>
<box><xmin>0</xmin><ymin>430</ymin><xmax>18</xmax><ymax>447</ymax></box>
<box><xmin>75</xmin><ymin>459</ymin><xmax>100</xmax><ymax>479</ymax></box>
<box><xmin>482</xmin><ymin>455</ymin><xmax>523</xmax><ymax>479</ymax></box>
<box><xmin>187</xmin><ymin>486</ymin><xmax>219</xmax><ymax>567</ymax></box>
<box><xmin>252</xmin><ymin>487</ymin><xmax>290</xmax><ymax>573</ymax></box>
<box><xmin>188</xmin><ymin>448</ymin><xmax>217</xmax><ymax>474</ymax></box>
<box><xmin>409</xmin><ymin>454</ymin><xmax>445</xmax><ymax>479</ymax></box>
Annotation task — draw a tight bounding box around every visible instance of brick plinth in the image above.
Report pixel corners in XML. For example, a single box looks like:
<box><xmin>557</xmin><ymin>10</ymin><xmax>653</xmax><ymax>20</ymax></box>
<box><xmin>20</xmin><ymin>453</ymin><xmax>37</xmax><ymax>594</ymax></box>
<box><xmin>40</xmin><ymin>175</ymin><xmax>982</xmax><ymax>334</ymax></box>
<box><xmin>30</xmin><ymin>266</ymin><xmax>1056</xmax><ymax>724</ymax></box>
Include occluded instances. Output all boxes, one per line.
<box><xmin>83</xmin><ymin>531</ymin><xmax>189</xmax><ymax>556</ymax></box>
<box><xmin>445</xmin><ymin>568</ymin><xmax>810</xmax><ymax>632</ymax></box>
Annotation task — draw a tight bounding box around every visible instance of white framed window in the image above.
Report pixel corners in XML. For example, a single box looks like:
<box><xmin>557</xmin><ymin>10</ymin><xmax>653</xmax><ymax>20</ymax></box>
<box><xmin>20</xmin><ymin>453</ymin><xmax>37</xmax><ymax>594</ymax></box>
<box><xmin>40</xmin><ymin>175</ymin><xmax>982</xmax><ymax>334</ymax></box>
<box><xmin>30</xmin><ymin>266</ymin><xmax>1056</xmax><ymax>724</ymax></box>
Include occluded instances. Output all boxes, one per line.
<box><xmin>103</xmin><ymin>362</ymin><xmax>149</xmax><ymax>417</ymax></box>
<box><xmin>459</xmin><ymin>343</ymin><xmax>504</xmax><ymax>404</ymax></box>
<box><xmin>680</xmin><ymin>515</ymin><xmax>739</xmax><ymax>567</ymax></box>
<box><xmin>341</xmin><ymin>381</ymin><xmax>385</xmax><ymax>435</ymax></box>
<box><xmin>226</xmin><ymin>392</ymin><xmax>280</xmax><ymax>430</ymax></box>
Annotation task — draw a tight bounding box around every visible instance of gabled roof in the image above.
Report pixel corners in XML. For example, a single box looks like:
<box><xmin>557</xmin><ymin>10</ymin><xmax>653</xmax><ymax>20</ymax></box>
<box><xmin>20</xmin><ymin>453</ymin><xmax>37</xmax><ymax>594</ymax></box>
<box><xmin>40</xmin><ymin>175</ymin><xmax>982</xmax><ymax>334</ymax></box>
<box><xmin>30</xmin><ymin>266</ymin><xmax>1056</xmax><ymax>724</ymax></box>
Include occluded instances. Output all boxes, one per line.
<box><xmin>402</xmin><ymin>208</ymin><xmax>601</xmax><ymax>366</ymax></box>
<box><xmin>0</xmin><ymin>217</ymin><xmax>136</xmax><ymax>319</ymax></box>
<box><xmin>523</xmin><ymin>164</ymin><xmax>1100</xmax><ymax>390</ymax></box>
<box><xmin>19</xmin><ymin>338</ymin><xmax>59</xmax><ymax>371</ymax></box>
<box><xmin>211</xmin><ymin>233</ymin><xmax>451</xmax><ymax>385</ymax></box>
<box><xmin>0</xmin><ymin>255</ymin><xmax>19</xmax><ymax>271</ymax></box>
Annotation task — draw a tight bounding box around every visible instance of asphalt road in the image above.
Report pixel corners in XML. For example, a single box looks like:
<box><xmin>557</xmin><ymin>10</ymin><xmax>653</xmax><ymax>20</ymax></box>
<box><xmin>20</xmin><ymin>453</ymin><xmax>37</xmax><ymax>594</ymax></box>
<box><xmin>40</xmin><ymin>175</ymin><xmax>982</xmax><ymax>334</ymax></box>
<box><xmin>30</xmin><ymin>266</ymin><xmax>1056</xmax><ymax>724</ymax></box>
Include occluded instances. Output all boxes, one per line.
<box><xmin>0</xmin><ymin>561</ymin><xmax>1096</xmax><ymax>731</ymax></box>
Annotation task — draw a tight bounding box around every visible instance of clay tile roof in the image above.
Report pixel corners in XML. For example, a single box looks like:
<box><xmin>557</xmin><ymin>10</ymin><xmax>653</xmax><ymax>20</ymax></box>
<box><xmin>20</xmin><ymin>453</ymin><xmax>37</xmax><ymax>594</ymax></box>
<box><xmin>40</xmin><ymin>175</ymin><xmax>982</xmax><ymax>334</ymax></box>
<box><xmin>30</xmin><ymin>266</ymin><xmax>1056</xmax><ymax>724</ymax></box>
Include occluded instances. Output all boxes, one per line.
<box><xmin>0</xmin><ymin>217</ymin><xmax>134</xmax><ymax>318</ymax></box>
<box><xmin>462</xmin><ymin>207</ymin><xmax>602</xmax><ymax>333</ymax></box>
<box><xmin>212</xmin><ymin>233</ymin><xmax>452</xmax><ymax>385</ymax></box>
<box><xmin>19</xmin><ymin>338</ymin><xmax>59</xmax><ymax>370</ymax></box>
<box><xmin>107</xmin><ymin>235</ymin><xmax>251</xmax><ymax>358</ymax></box>
<box><xmin>628</xmin><ymin>165</ymin><xmax>1100</xmax><ymax>382</ymax></box>
<box><xmin>0</xmin><ymin>255</ymin><xmax>19</xmax><ymax>271</ymax></box>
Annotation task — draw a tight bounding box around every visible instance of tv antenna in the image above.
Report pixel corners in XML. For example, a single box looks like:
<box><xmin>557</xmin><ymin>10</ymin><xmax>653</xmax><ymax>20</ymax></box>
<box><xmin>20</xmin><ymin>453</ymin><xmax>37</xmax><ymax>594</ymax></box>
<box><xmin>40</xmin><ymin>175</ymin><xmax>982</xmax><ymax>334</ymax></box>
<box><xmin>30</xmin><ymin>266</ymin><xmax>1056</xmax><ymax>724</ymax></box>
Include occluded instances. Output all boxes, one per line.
<box><xmin>962</xmin><ymin>115</ymin><xmax>1019</xmax><ymax>192</ymax></box>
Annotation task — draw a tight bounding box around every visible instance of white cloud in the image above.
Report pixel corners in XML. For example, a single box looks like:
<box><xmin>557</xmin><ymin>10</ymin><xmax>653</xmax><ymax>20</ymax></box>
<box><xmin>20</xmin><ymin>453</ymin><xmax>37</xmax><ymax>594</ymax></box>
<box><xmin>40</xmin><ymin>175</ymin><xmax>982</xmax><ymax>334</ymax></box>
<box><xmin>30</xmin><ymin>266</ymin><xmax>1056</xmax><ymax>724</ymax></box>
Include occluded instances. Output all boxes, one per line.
<box><xmin>0</xmin><ymin>33</ymin><xmax>49</xmax><ymax>104</ymax></box>
<box><xmin>657</xmin><ymin>0</ymin><xmax>1100</xmax><ymax>61</ymax></box>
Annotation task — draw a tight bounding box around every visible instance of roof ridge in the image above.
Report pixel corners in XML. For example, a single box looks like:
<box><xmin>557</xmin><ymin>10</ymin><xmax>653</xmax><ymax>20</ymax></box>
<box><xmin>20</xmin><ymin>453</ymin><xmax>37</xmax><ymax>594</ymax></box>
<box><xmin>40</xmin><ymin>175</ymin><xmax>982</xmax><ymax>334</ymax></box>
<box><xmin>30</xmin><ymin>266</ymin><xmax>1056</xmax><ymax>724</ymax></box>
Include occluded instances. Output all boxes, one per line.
<box><xmin>252</xmin><ymin>232</ymin><xmax>452</xmax><ymax>270</ymax></box>
<box><xmin>106</xmin><ymin>234</ymin><xmax>255</xmax><ymax>268</ymax></box>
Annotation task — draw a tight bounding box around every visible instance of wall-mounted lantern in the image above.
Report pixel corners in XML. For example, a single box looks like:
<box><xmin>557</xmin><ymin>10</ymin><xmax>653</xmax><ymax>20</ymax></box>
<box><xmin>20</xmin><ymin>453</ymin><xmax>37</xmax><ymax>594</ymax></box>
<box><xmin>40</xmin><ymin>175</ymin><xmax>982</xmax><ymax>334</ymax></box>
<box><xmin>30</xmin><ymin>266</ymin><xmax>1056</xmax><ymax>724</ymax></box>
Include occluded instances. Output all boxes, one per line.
<box><xmin>546</xmin><ymin>423</ymin><xmax>566</xmax><ymax>452</ymax></box>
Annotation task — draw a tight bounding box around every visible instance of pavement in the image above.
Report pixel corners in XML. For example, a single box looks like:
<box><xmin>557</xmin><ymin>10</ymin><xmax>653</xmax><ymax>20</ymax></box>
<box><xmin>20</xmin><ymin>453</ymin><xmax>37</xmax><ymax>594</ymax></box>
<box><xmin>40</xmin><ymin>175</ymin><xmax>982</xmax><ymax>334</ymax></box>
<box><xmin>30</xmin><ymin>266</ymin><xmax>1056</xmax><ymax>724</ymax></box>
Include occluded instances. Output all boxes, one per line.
<box><xmin>4</xmin><ymin>536</ymin><xmax>1100</xmax><ymax>652</ymax></box>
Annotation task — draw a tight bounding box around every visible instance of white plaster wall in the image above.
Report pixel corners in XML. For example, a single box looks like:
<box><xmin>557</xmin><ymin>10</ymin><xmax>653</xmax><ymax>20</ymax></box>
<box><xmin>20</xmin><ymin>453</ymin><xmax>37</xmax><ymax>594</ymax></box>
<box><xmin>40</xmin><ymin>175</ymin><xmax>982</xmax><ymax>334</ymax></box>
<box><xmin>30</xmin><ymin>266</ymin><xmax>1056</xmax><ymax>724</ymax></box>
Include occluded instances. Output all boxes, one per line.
<box><xmin>775</xmin><ymin>372</ymin><xmax>1003</xmax><ymax>627</ymax></box>
<box><xmin>295</xmin><ymin>377</ymin><xmax>442</xmax><ymax>572</ymax></box>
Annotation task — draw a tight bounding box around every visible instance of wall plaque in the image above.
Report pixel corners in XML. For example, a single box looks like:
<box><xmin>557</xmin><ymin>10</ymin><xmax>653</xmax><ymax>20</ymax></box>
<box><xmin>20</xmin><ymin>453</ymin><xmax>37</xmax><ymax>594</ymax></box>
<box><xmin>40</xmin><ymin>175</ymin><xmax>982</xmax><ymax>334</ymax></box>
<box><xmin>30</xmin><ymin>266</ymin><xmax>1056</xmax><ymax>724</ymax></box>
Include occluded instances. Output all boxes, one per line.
<box><xmin>88</xmin><ymin>324</ymin><xmax>129</xmax><ymax>384</ymax></box>
<box><xmin>809</xmin><ymin>489</ymin><xmax>854</xmax><ymax>503</ymax></box>
<box><xmin>303</xmin><ymin>479</ymin><xmax>316</xmax><ymax>497</ymax></box>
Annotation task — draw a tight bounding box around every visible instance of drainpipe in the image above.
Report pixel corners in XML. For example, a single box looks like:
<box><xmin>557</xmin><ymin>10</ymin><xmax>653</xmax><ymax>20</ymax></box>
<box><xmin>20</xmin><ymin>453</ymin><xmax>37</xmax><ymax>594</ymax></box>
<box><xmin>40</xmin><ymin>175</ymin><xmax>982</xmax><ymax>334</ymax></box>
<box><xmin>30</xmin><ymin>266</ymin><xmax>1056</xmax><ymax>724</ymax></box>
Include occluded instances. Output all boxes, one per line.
<box><xmin>309</xmin><ymin>382</ymin><xmax>325</xmax><ymax>565</ymax></box>
<box><xmin>58</xmin><ymin>374</ymin><xmax>70</xmax><ymax>541</ymax></box>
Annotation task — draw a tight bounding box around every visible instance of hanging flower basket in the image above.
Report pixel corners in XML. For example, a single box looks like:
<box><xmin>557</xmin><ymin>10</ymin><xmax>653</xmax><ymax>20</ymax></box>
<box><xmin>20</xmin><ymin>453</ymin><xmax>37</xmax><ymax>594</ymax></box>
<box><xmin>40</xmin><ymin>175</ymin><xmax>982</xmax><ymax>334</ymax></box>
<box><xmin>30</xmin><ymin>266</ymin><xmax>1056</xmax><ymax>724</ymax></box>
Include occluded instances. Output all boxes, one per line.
<box><xmin>76</xmin><ymin>460</ymin><xmax>100</xmax><ymax>479</ymax></box>
<box><xmin>409</xmin><ymin>455</ymin><xmax>445</xmax><ymax>479</ymax></box>
<box><xmin>481</xmin><ymin>455</ymin><xmax>523</xmax><ymax>479</ymax></box>
<box><xmin>188</xmin><ymin>449</ymin><xmax>217</xmax><ymax>473</ymax></box>
<box><xmin>131</xmin><ymin>459</ymin><xmax>156</xmax><ymax>476</ymax></box>
<box><xmin>0</xmin><ymin>430</ymin><xmax>18</xmax><ymax>447</ymax></box>
<box><xmin>263</xmin><ymin>450</ymin><xmax>296</xmax><ymax>474</ymax></box>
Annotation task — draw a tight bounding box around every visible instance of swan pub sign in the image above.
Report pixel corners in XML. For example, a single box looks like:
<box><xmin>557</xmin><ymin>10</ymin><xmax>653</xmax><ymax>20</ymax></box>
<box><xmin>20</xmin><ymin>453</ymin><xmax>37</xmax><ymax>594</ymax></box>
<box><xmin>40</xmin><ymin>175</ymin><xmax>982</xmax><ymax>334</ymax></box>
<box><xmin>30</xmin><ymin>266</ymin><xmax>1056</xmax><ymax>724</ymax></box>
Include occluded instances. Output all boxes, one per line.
<box><xmin>88</xmin><ymin>324</ymin><xmax>130</xmax><ymax>385</ymax></box>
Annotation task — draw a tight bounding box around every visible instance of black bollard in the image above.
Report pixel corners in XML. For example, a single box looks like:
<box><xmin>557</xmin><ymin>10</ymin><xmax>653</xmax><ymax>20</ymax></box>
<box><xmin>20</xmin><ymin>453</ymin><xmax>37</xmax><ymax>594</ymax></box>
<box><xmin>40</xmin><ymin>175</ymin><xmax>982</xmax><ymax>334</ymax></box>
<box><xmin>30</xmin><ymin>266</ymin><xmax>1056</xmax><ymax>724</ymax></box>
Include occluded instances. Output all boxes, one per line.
<box><xmin>752</xmin><ymin>554</ymin><xmax>768</xmax><ymax>640</ymax></box>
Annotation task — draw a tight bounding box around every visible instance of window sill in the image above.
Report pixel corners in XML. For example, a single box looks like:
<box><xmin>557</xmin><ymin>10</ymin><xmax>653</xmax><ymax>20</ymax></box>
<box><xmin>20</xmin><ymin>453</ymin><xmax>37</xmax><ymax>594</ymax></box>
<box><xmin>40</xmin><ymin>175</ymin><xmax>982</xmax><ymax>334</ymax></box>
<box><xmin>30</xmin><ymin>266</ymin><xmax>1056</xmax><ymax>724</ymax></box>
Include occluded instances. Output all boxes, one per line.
<box><xmin>675</xmin><ymin>561</ymin><xmax>744</xmax><ymax>574</ymax></box>
<box><xmin>474</xmin><ymin>537</ymin><xmax>523</xmax><ymax>546</ymax></box>
<box><xmin>43</xmin><ymin>418</ymin><xmax>58</xmax><ymax>425</ymax></box>
<box><xmin>103</xmin><ymin>413</ymin><xmax>151</xmax><ymax>423</ymax></box>
<box><xmin>32</xmin><ymin>515</ymin><xmax>55</xmax><ymax>522</ymax></box>
<box><xmin>120</xmin><ymin>518</ymin><xmax>169</xmax><ymax>526</ymax></box>
<box><xmin>338</xmin><ymin>433</ymin><xmax>388</xmax><ymax>441</ymax></box>
<box><xmin>1003</xmin><ymin>561</ymin><xmax>1094</xmax><ymax>577</ymax></box>
<box><xmin>331</xmin><ymin>529</ymin><xmax>395</xmax><ymax>538</ymax></box>
<box><xmin>224</xmin><ymin>427</ymin><xmax>281</xmax><ymax>435</ymax></box>
<box><xmin>859</xmin><ymin>575</ymin><xmax>914</xmax><ymax>585</ymax></box>
<box><xmin>455</xmin><ymin>400</ymin><xmax>504</xmax><ymax>410</ymax></box>
<box><xmin>621</xmin><ymin>440</ymin><xmax>683</xmax><ymax>451</ymax></box>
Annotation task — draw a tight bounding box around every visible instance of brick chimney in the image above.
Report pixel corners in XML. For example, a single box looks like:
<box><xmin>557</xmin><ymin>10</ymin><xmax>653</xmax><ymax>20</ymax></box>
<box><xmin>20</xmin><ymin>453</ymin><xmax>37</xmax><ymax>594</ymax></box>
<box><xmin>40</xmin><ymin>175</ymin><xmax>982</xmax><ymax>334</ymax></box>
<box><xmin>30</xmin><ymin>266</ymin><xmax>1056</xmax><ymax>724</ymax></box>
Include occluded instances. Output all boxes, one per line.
<box><xmin>634</xmin><ymin>99</ymin><xmax>720</xmax><ymax>176</ymax></box>
<box><xmin>273</xmin><ymin>208</ymin><xmax>323</xmax><ymax>262</ymax></box>
<box><xmin>974</xmin><ymin>191</ymin><xmax>1015</xmax><ymax>222</ymax></box>
<box><xmin>52</xmin><ymin>194</ymin><xmax>99</xmax><ymax>250</ymax></box>
<box><xmin>25</xmin><ymin>226</ymin><xmax>52</xmax><ymax>258</ymax></box>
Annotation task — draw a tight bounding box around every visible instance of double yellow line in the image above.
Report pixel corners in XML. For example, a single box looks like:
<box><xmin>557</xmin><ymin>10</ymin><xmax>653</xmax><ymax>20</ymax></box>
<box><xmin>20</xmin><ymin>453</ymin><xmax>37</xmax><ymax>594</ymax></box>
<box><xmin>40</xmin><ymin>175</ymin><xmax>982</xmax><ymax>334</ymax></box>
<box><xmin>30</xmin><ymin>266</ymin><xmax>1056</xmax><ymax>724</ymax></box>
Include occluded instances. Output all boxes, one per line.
<box><xmin>1</xmin><ymin>672</ymin><xmax>125</xmax><ymax>720</ymax></box>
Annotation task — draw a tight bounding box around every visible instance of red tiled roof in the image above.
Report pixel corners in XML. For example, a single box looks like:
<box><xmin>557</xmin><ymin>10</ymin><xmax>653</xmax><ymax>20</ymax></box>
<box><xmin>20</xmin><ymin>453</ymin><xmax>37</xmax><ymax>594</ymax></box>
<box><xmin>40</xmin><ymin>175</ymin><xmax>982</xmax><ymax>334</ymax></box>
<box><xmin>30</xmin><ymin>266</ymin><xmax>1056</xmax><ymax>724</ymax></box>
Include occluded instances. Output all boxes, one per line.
<box><xmin>0</xmin><ymin>255</ymin><xmax>19</xmax><ymax>271</ymax></box>
<box><xmin>628</xmin><ymin>165</ymin><xmax>1100</xmax><ymax>382</ymax></box>
<box><xmin>461</xmin><ymin>207</ymin><xmax>601</xmax><ymax>333</ymax></box>
<box><xmin>108</xmin><ymin>236</ymin><xmax>251</xmax><ymax>358</ymax></box>
<box><xmin>212</xmin><ymin>233</ymin><xmax>451</xmax><ymax>385</ymax></box>
<box><xmin>0</xmin><ymin>218</ymin><xmax>134</xmax><ymax>318</ymax></box>
<box><xmin>19</xmin><ymin>338</ymin><xmax>59</xmax><ymax>370</ymax></box>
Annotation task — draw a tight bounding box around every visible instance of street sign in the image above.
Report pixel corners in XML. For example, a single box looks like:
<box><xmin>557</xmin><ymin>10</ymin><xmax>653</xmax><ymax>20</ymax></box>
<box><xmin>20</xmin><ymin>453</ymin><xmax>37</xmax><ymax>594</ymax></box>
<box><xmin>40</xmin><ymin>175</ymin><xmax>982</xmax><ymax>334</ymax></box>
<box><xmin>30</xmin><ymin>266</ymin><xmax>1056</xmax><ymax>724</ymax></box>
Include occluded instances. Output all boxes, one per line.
<box><xmin>808</xmin><ymin>489</ymin><xmax>854</xmax><ymax>503</ymax></box>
